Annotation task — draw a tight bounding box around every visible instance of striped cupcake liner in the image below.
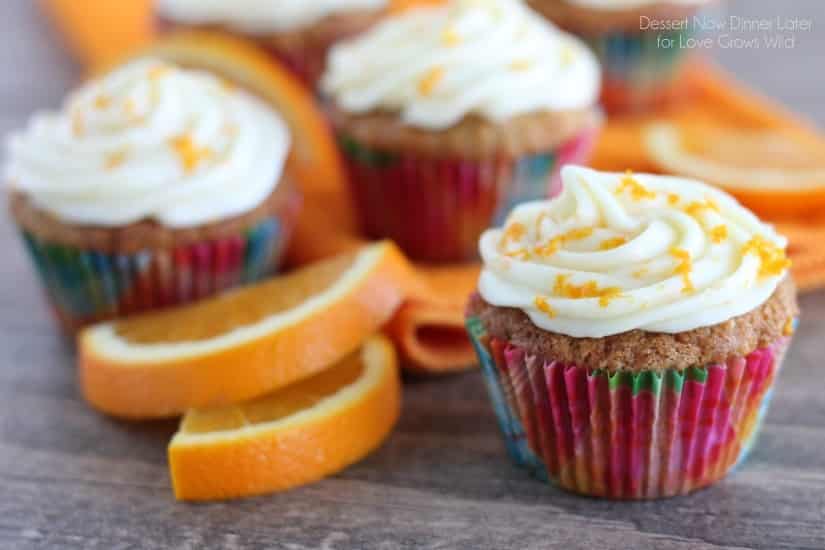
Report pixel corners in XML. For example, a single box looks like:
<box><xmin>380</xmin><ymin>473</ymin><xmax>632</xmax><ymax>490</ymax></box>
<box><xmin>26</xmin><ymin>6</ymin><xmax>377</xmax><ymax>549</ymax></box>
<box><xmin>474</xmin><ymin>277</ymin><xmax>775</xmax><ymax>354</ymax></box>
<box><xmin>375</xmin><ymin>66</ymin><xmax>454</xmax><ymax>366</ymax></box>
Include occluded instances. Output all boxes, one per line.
<box><xmin>338</xmin><ymin>128</ymin><xmax>598</xmax><ymax>263</ymax></box>
<box><xmin>466</xmin><ymin>315</ymin><xmax>791</xmax><ymax>499</ymax></box>
<box><xmin>20</xmin><ymin>214</ymin><xmax>296</xmax><ymax>333</ymax></box>
<box><xmin>585</xmin><ymin>27</ymin><xmax>695</xmax><ymax>113</ymax></box>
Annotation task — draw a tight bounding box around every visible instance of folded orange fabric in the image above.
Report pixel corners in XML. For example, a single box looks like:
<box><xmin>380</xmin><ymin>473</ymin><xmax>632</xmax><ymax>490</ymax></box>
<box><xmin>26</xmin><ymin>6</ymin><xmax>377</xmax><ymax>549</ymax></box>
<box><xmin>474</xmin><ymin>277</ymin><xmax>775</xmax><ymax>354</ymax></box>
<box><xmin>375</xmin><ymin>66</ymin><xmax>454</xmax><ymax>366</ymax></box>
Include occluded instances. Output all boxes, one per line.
<box><xmin>43</xmin><ymin>0</ymin><xmax>825</xmax><ymax>374</ymax></box>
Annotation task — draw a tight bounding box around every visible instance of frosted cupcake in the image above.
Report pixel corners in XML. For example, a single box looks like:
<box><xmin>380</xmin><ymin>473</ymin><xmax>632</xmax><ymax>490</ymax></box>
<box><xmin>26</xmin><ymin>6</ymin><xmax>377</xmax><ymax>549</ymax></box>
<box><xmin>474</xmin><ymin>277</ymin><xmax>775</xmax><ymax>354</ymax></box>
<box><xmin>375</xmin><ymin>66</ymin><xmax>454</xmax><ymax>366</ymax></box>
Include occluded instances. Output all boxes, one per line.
<box><xmin>155</xmin><ymin>0</ymin><xmax>389</xmax><ymax>87</ymax></box>
<box><xmin>322</xmin><ymin>0</ymin><xmax>602</xmax><ymax>262</ymax></box>
<box><xmin>466</xmin><ymin>165</ymin><xmax>797</xmax><ymax>499</ymax></box>
<box><xmin>6</xmin><ymin>58</ymin><xmax>300</xmax><ymax>332</ymax></box>
<box><xmin>527</xmin><ymin>0</ymin><xmax>711</xmax><ymax>113</ymax></box>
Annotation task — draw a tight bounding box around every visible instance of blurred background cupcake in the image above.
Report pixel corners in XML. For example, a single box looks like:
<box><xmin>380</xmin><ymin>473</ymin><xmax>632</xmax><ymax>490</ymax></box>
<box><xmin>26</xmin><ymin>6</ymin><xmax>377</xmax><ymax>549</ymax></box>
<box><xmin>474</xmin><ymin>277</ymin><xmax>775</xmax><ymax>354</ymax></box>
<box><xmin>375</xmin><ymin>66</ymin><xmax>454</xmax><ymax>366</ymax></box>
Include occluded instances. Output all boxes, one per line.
<box><xmin>5</xmin><ymin>58</ymin><xmax>301</xmax><ymax>332</ymax></box>
<box><xmin>466</xmin><ymin>165</ymin><xmax>797</xmax><ymax>498</ymax></box>
<box><xmin>322</xmin><ymin>0</ymin><xmax>602</xmax><ymax>263</ymax></box>
<box><xmin>155</xmin><ymin>0</ymin><xmax>390</xmax><ymax>88</ymax></box>
<box><xmin>527</xmin><ymin>0</ymin><xmax>712</xmax><ymax>113</ymax></box>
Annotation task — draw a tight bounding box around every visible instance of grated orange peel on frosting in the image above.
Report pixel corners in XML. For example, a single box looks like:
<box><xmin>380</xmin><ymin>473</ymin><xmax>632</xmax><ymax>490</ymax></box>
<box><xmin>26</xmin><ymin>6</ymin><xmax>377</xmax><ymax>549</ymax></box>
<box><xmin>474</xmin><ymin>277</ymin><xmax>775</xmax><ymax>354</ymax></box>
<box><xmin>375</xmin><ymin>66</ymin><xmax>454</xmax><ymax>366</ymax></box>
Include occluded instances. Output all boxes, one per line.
<box><xmin>5</xmin><ymin>58</ymin><xmax>291</xmax><ymax>228</ymax></box>
<box><xmin>478</xmin><ymin>166</ymin><xmax>792</xmax><ymax>338</ymax></box>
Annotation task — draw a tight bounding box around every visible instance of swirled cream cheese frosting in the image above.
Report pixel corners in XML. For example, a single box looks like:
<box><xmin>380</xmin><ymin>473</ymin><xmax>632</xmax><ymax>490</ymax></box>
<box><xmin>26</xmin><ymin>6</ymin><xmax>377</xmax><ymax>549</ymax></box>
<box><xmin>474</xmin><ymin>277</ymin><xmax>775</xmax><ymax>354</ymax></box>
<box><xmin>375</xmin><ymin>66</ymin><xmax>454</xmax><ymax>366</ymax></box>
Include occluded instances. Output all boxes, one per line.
<box><xmin>321</xmin><ymin>0</ymin><xmax>601</xmax><ymax>130</ymax></box>
<box><xmin>479</xmin><ymin>166</ymin><xmax>791</xmax><ymax>338</ymax></box>
<box><xmin>157</xmin><ymin>0</ymin><xmax>388</xmax><ymax>33</ymax></box>
<box><xmin>5</xmin><ymin>58</ymin><xmax>290</xmax><ymax>228</ymax></box>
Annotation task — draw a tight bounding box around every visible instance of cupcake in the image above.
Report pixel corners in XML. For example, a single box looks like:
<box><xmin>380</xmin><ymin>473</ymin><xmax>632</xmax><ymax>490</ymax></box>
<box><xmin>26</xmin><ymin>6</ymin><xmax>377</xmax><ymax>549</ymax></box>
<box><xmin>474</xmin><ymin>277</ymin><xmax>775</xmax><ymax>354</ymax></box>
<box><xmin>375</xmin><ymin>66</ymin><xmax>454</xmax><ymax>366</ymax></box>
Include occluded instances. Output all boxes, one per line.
<box><xmin>465</xmin><ymin>165</ymin><xmax>798</xmax><ymax>499</ymax></box>
<box><xmin>321</xmin><ymin>0</ymin><xmax>602</xmax><ymax>263</ymax></box>
<box><xmin>155</xmin><ymin>0</ymin><xmax>389</xmax><ymax>88</ymax></box>
<box><xmin>527</xmin><ymin>0</ymin><xmax>710</xmax><ymax>113</ymax></box>
<box><xmin>5</xmin><ymin>58</ymin><xmax>301</xmax><ymax>332</ymax></box>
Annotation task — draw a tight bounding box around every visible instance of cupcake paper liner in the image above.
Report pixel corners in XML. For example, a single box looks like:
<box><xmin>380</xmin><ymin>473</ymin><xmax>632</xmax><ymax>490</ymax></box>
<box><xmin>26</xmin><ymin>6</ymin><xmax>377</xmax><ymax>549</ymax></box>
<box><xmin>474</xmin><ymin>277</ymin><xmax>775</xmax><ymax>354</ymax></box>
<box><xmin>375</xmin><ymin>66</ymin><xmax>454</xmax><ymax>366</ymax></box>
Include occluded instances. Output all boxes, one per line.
<box><xmin>338</xmin><ymin>128</ymin><xmax>598</xmax><ymax>263</ymax></box>
<box><xmin>466</xmin><ymin>315</ymin><xmax>791</xmax><ymax>499</ymax></box>
<box><xmin>586</xmin><ymin>27</ymin><xmax>694</xmax><ymax>113</ymax></box>
<box><xmin>20</xmin><ymin>215</ymin><xmax>295</xmax><ymax>332</ymax></box>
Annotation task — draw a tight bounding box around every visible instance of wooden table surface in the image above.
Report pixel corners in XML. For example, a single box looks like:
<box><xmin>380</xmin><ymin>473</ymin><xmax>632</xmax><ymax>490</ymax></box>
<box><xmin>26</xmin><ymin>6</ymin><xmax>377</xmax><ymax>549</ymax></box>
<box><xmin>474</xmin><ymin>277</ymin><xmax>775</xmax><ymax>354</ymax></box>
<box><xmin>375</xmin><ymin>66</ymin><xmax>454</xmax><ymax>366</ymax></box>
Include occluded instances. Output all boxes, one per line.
<box><xmin>2</xmin><ymin>2</ymin><xmax>824</xmax><ymax>549</ymax></box>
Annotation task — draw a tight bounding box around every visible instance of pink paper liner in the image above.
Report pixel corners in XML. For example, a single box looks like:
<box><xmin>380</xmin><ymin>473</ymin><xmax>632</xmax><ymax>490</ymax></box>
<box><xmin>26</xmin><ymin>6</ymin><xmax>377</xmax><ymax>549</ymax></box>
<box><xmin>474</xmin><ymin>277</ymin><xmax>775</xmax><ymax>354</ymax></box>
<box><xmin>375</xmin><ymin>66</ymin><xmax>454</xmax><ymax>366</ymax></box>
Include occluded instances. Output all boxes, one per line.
<box><xmin>467</xmin><ymin>315</ymin><xmax>790</xmax><ymax>499</ymax></box>
<box><xmin>338</xmin><ymin>128</ymin><xmax>599</xmax><ymax>263</ymax></box>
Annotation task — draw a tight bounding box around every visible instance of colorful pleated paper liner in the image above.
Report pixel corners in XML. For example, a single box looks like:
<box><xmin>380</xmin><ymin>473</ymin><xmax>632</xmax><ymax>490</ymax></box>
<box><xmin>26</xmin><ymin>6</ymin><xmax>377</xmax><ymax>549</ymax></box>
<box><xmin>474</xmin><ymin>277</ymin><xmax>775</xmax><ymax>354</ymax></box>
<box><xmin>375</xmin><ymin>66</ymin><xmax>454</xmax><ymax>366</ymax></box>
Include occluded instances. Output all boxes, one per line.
<box><xmin>588</xmin><ymin>27</ymin><xmax>694</xmax><ymax>113</ymax></box>
<box><xmin>42</xmin><ymin>0</ymin><xmax>825</xmax><ymax>373</ymax></box>
<box><xmin>467</xmin><ymin>316</ymin><xmax>790</xmax><ymax>499</ymax></box>
<box><xmin>339</xmin><ymin>130</ymin><xmax>597</xmax><ymax>262</ymax></box>
<box><xmin>20</xmin><ymin>216</ymin><xmax>293</xmax><ymax>333</ymax></box>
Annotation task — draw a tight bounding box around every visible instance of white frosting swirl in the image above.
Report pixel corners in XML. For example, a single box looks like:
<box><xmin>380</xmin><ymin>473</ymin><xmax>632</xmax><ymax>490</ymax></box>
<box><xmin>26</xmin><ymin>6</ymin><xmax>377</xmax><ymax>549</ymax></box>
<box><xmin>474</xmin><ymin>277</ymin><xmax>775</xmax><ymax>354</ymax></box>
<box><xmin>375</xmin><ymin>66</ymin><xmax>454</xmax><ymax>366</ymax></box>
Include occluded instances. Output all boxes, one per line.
<box><xmin>479</xmin><ymin>166</ymin><xmax>791</xmax><ymax>338</ymax></box>
<box><xmin>321</xmin><ymin>0</ymin><xmax>600</xmax><ymax>130</ymax></box>
<box><xmin>562</xmin><ymin>0</ymin><xmax>707</xmax><ymax>9</ymax></box>
<box><xmin>5</xmin><ymin>58</ymin><xmax>290</xmax><ymax>228</ymax></box>
<box><xmin>157</xmin><ymin>0</ymin><xmax>388</xmax><ymax>33</ymax></box>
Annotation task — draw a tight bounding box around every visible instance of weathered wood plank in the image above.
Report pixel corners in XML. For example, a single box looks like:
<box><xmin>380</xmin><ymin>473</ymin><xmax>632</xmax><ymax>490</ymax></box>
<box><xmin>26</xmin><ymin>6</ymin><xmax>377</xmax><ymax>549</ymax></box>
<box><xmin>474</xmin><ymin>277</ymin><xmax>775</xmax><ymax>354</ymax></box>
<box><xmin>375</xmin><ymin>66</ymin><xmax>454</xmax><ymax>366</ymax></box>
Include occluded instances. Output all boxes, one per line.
<box><xmin>1</xmin><ymin>1</ymin><xmax>824</xmax><ymax>549</ymax></box>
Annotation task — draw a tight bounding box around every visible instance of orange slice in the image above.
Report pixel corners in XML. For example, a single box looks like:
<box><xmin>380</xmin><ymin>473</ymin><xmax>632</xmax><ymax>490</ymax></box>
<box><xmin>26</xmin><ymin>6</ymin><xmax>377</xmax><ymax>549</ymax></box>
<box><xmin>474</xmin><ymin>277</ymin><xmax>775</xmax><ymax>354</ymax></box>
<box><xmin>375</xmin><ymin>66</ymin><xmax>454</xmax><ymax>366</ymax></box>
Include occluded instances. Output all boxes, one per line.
<box><xmin>118</xmin><ymin>30</ymin><xmax>345</xmax><ymax>196</ymax></box>
<box><xmin>645</xmin><ymin>122</ymin><xmax>825</xmax><ymax>216</ymax></box>
<box><xmin>169</xmin><ymin>335</ymin><xmax>400</xmax><ymax>501</ymax></box>
<box><xmin>79</xmin><ymin>242</ymin><xmax>413</xmax><ymax>419</ymax></box>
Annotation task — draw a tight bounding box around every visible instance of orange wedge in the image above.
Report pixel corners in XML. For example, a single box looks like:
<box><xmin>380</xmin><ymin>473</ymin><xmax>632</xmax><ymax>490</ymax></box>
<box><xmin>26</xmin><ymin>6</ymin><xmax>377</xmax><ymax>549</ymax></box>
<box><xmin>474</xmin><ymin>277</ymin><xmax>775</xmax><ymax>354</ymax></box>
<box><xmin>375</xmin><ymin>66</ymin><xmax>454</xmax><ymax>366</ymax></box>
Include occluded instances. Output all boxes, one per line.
<box><xmin>79</xmin><ymin>242</ymin><xmax>413</xmax><ymax>419</ymax></box>
<box><xmin>169</xmin><ymin>335</ymin><xmax>400</xmax><ymax>501</ymax></box>
<box><xmin>645</xmin><ymin>122</ymin><xmax>825</xmax><ymax>216</ymax></box>
<box><xmin>111</xmin><ymin>30</ymin><xmax>345</xmax><ymax>196</ymax></box>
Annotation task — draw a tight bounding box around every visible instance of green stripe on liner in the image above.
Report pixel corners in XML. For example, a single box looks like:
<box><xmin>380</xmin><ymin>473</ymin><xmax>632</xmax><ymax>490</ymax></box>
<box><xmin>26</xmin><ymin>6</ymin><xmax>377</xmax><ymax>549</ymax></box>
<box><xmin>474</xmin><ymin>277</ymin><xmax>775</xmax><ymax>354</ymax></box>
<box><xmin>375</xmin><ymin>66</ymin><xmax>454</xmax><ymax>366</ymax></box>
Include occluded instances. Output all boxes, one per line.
<box><xmin>606</xmin><ymin>371</ymin><xmax>662</xmax><ymax>396</ymax></box>
<box><xmin>686</xmin><ymin>366</ymin><xmax>708</xmax><ymax>383</ymax></box>
<box><xmin>338</xmin><ymin>135</ymin><xmax>399</xmax><ymax>168</ymax></box>
<box><xmin>466</xmin><ymin>315</ymin><xmax>717</xmax><ymax>396</ymax></box>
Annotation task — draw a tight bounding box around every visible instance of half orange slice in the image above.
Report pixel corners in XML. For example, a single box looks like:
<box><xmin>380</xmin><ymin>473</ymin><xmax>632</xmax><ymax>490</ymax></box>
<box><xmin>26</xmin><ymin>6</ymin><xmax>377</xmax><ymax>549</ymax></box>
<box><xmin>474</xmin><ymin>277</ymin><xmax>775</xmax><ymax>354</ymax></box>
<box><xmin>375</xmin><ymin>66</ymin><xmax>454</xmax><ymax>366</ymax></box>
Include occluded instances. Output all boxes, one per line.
<box><xmin>645</xmin><ymin>122</ymin><xmax>825</xmax><ymax>216</ymax></box>
<box><xmin>79</xmin><ymin>242</ymin><xmax>413</xmax><ymax>419</ymax></box>
<box><xmin>169</xmin><ymin>335</ymin><xmax>400</xmax><ymax>501</ymax></box>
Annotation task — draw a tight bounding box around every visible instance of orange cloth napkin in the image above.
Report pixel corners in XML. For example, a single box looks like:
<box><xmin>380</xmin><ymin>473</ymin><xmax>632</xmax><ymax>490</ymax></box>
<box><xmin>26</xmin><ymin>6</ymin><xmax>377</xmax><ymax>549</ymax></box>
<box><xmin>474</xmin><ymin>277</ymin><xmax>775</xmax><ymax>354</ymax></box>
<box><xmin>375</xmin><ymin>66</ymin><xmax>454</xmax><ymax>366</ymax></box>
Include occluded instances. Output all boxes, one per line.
<box><xmin>42</xmin><ymin>0</ymin><xmax>825</xmax><ymax>374</ymax></box>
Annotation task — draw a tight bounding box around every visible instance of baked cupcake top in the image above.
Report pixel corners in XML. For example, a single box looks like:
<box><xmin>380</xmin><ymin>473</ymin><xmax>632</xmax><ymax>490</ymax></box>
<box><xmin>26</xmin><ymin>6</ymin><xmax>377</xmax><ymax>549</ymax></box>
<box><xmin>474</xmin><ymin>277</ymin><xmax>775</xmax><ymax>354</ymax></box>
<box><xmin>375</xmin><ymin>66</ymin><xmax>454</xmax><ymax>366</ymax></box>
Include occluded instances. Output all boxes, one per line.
<box><xmin>321</xmin><ymin>0</ymin><xmax>600</xmax><ymax>130</ymax></box>
<box><xmin>156</xmin><ymin>0</ymin><xmax>388</xmax><ymax>33</ymax></box>
<box><xmin>478</xmin><ymin>166</ymin><xmax>792</xmax><ymax>339</ymax></box>
<box><xmin>5</xmin><ymin>58</ymin><xmax>290</xmax><ymax>228</ymax></box>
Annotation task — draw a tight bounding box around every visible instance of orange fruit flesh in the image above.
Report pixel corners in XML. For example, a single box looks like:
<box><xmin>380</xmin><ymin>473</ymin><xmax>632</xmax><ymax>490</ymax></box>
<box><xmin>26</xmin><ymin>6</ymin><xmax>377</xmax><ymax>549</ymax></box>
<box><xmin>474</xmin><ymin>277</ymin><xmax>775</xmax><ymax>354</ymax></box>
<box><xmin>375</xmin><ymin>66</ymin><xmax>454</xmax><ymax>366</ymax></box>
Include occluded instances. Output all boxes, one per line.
<box><xmin>169</xmin><ymin>336</ymin><xmax>401</xmax><ymax>501</ymax></box>
<box><xmin>680</xmin><ymin>126</ymin><xmax>825</xmax><ymax>173</ymax></box>
<box><xmin>80</xmin><ymin>243</ymin><xmax>412</xmax><ymax>419</ymax></box>
<box><xmin>117</xmin><ymin>253</ymin><xmax>354</xmax><ymax>344</ymax></box>
<box><xmin>180</xmin><ymin>350</ymin><xmax>364</xmax><ymax>435</ymax></box>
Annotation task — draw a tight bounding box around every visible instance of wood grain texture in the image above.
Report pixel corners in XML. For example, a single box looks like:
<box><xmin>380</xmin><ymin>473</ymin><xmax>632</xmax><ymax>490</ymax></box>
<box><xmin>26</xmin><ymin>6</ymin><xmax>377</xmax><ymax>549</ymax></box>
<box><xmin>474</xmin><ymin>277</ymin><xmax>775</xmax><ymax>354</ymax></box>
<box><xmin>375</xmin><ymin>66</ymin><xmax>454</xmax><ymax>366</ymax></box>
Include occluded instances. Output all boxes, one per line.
<box><xmin>1</xmin><ymin>1</ymin><xmax>824</xmax><ymax>549</ymax></box>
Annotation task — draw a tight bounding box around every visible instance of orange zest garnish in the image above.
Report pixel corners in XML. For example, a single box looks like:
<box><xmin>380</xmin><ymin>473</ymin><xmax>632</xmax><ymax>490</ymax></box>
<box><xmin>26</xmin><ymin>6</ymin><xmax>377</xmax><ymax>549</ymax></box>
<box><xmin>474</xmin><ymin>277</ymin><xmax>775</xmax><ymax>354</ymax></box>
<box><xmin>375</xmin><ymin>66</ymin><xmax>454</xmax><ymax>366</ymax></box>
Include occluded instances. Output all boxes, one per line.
<box><xmin>503</xmin><ymin>248</ymin><xmax>530</xmax><ymax>260</ymax></box>
<box><xmin>501</xmin><ymin>221</ymin><xmax>526</xmax><ymax>247</ymax></box>
<box><xmin>599</xmin><ymin>236</ymin><xmax>627</xmax><ymax>250</ymax></box>
<box><xmin>553</xmin><ymin>275</ymin><xmax>623</xmax><ymax>307</ymax></box>
<box><xmin>442</xmin><ymin>27</ymin><xmax>461</xmax><ymax>46</ymax></box>
<box><xmin>742</xmin><ymin>236</ymin><xmax>791</xmax><ymax>278</ymax></box>
<box><xmin>534</xmin><ymin>296</ymin><xmax>556</xmax><ymax>318</ymax></box>
<box><xmin>418</xmin><ymin>66</ymin><xmax>445</xmax><ymax>97</ymax></box>
<box><xmin>668</xmin><ymin>193</ymin><xmax>680</xmax><ymax>205</ymax></box>
<box><xmin>710</xmin><ymin>225</ymin><xmax>729</xmax><ymax>244</ymax></box>
<box><xmin>534</xmin><ymin>227</ymin><xmax>593</xmax><ymax>258</ymax></box>
<box><xmin>170</xmin><ymin>134</ymin><xmax>213</xmax><ymax>174</ymax></box>
<box><xmin>509</xmin><ymin>60</ymin><xmax>531</xmax><ymax>71</ymax></box>
<box><xmin>670</xmin><ymin>247</ymin><xmax>695</xmax><ymax>294</ymax></box>
<box><xmin>684</xmin><ymin>198</ymin><xmax>721</xmax><ymax>218</ymax></box>
<box><xmin>72</xmin><ymin>112</ymin><xmax>85</xmax><ymax>137</ymax></box>
<box><xmin>148</xmin><ymin>64</ymin><xmax>171</xmax><ymax>80</ymax></box>
<box><xmin>94</xmin><ymin>94</ymin><xmax>111</xmax><ymax>109</ymax></box>
<box><xmin>616</xmin><ymin>170</ymin><xmax>656</xmax><ymax>200</ymax></box>
<box><xmin>105</xmin><ymin>149</ymin><xmax>128</xmax><ymax>170</ymax></box>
